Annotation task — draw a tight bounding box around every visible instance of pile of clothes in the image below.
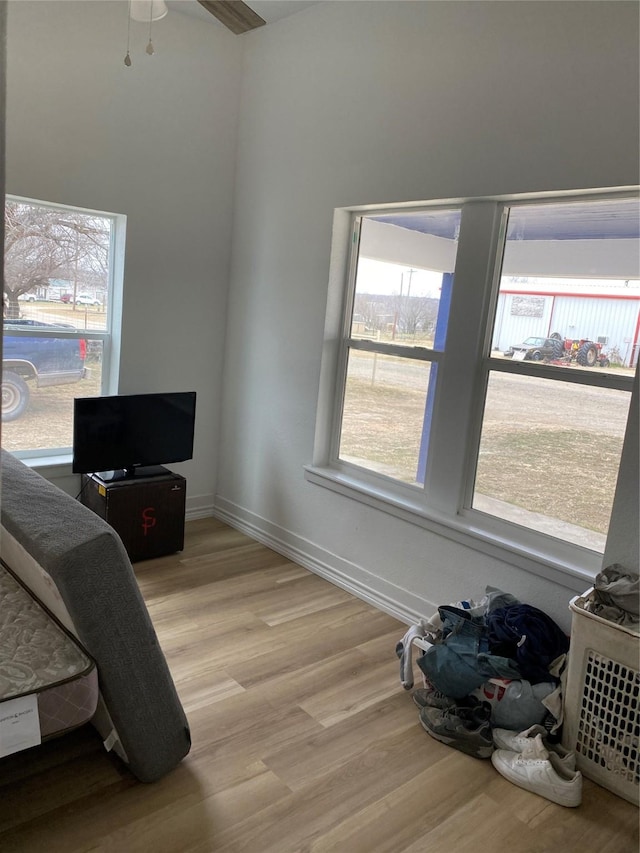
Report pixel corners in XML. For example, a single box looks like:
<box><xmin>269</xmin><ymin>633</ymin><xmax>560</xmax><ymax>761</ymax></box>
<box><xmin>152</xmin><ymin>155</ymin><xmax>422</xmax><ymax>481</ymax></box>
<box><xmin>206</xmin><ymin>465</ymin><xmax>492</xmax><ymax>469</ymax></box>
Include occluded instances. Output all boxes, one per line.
<box><xmin>395</xmin><ymin>586</ymin><xmax>582</xmax><ymax>806</ymax></box>
<box><xmin>396</xmin><ymin>586</ymin><xmax>569</xmax><ymax>729</ymax></box>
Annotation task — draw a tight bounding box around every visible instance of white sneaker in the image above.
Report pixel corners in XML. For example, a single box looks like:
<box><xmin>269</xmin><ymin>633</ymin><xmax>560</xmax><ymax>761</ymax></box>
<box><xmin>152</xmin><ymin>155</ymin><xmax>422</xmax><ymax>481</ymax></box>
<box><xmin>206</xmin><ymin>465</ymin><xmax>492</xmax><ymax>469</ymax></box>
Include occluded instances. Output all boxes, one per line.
<box><xmin>491</xmin><ymin>734</ymin><xmax>583</xmax><ymax>807</ymax></box>
<box><xmin>492</xmin><ymin>725</ymin><xmax>576</xmax><ymax>772</ymax></box>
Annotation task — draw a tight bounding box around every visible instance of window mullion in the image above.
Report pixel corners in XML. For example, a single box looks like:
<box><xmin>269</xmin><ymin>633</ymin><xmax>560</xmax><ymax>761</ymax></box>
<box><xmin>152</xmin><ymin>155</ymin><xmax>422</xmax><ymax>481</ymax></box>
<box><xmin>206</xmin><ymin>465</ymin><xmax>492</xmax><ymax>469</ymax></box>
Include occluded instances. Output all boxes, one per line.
<box><xmin>424</xmin><ymin>202</ymin><xmax>505</xmax><ymax>514</ymax></box>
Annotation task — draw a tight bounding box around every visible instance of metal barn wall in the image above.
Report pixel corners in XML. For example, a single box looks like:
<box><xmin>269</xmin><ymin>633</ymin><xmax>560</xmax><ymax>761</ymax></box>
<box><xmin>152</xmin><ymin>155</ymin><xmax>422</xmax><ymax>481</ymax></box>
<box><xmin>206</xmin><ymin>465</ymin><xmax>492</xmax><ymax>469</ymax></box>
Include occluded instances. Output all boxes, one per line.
<box><xmin>492</xmin><ymin>293</ymin><xmax>553</xmax><ymax>351</ymax></box>
<box><xmin>549</xmin><ymin>297</ymin><xmax>639</xmax><ymax>365</ymax></box>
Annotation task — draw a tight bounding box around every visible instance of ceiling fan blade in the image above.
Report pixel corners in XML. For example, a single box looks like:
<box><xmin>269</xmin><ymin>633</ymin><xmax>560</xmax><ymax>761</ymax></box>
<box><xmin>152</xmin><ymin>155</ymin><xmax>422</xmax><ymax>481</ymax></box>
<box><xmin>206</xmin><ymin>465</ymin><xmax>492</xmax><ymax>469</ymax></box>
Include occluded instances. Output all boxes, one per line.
<box><xmin>197</xmin><ymin>0</ymin><xmax>266</xmax><ymax>34</ymax></box>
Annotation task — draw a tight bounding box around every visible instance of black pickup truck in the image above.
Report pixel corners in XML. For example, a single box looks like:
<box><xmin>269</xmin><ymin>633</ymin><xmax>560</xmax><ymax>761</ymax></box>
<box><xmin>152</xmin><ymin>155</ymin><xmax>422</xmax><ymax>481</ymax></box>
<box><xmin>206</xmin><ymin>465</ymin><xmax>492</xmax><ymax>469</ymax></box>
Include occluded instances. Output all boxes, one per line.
<box><xmin>3</xmin><ymin>319</ymin><xmax>87</xmax><ymax>421</ymax></box>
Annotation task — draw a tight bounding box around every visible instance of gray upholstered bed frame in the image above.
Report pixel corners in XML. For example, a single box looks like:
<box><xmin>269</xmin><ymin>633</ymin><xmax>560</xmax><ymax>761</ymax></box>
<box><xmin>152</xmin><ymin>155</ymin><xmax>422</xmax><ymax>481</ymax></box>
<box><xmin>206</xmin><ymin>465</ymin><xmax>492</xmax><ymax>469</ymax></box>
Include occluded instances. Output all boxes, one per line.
<box><xmin>0</xmin><ymin>449</ymin><xmax>191</xmax><ymax>782</ymax></box>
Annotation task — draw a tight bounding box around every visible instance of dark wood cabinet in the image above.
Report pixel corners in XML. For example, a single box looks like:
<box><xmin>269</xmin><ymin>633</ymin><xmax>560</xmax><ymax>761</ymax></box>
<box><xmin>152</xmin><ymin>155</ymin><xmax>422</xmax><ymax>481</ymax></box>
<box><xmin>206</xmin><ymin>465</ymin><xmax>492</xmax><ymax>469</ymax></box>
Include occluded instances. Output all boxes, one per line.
<box><xmin>80</xmin><ymin>469</ymin><xmax>186</xmax><ymax>562</ymax></box>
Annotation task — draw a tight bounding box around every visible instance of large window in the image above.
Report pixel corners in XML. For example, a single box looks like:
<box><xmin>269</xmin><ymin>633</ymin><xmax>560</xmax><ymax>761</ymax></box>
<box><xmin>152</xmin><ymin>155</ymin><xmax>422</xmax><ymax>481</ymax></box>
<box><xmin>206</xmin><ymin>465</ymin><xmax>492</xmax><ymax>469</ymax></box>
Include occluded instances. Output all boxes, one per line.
<box><xmin>2</xmin><ymin>196</ymin><xmax>124</xmax><ymax>458</ymax></box>
<box><xmin>310</xmin><ymin>191</ymin><xmax>639</xmax><ymax>577</ymax></box>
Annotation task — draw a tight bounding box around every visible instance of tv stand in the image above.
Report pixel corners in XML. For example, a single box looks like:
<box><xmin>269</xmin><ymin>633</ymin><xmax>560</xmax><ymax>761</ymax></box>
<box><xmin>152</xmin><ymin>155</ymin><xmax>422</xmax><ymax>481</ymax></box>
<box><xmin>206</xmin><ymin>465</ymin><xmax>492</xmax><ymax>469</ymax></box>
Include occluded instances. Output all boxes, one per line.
<box><xmin>80</xmin><ymin>470</ymin><xmax>186</xmax><ymax>562</ymax></box>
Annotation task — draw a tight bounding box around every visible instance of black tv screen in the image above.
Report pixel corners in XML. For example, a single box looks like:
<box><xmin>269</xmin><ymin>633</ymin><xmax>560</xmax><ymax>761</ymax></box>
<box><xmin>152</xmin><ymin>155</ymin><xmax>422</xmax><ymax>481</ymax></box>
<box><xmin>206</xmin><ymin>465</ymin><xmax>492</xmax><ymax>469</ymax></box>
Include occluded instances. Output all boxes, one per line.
<box><xmin>72</xmin><ymin>391</ymin><xmax>196</xmax><ymax>479</ymax></box>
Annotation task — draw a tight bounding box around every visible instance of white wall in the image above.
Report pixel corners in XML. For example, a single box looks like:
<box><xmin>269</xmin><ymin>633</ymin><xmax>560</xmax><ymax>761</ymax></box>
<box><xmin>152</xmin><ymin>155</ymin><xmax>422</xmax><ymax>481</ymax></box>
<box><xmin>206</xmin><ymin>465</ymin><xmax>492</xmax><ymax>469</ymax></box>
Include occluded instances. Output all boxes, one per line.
<box><xmin>216</xmin><ymin>1</ymin><xmax>640</xmax><ymax>630</ymax></box>
<box><xmin>4</xmin><ymin>0</ymin><xmax>243</xmax><ymax>509</ymax></box>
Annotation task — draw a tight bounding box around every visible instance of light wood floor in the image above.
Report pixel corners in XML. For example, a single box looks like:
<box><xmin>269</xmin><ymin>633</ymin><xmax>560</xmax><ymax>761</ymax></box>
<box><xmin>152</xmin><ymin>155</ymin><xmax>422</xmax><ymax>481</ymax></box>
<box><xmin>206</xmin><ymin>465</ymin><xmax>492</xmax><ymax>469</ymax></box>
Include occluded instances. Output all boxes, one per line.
<box><xmin>0</xmin><ymin>517</ymin><xmax>637</xmax><ymax>852</ymax></box>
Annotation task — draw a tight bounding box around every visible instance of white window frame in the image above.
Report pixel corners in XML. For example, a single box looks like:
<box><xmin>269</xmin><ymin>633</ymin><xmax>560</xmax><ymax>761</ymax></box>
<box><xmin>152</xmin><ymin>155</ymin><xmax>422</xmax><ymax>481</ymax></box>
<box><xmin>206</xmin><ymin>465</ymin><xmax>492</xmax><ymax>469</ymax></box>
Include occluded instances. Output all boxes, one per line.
<box><xmin>306</xmin><ymin>189</ymin><xmax>639</xmax><ymax>588</ymax></box>
<box><xmin>4</xmin><ymin>195</ymin><xmax>125</xmax><ymax>464</ymax></box>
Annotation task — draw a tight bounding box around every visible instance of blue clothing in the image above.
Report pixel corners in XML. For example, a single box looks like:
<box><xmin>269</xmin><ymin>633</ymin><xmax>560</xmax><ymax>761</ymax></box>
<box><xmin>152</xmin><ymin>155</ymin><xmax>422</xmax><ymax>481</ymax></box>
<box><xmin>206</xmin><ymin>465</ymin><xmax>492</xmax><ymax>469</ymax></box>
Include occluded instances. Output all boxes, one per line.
<box><xmin>417</xmin><ymin>605</ymin><xmax>521</xmax><ymax>699</ymax></box>
<box><xmin>486</xmin><ymin>604</ymin><xmax>569</xmax><ymax>684</ymax></box>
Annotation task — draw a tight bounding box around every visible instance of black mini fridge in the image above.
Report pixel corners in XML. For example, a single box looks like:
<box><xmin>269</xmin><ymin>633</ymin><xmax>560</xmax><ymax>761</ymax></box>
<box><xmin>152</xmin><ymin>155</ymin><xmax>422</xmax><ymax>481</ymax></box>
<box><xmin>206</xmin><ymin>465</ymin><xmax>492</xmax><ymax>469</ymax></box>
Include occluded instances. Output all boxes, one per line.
<box><xmin>80</xmin><ymin>469</ymin><xmax>186</xmax><ymax>562</ymax></box>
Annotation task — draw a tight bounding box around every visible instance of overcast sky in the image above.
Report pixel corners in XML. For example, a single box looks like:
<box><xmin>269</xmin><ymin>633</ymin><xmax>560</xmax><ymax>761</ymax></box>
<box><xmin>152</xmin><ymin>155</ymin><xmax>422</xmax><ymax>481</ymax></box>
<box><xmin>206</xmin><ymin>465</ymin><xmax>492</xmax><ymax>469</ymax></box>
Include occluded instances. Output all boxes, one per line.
<box><xmin>355</xmin><ymin>259</ymin><xmax>443</xmax><ymax>298</ymax></box>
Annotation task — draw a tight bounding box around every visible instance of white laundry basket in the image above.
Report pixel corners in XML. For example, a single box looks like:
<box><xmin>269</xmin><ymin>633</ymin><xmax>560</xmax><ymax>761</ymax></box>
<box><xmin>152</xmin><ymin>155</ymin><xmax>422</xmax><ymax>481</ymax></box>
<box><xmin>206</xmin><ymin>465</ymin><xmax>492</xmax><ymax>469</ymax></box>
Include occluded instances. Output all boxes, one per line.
<box><xmin>562</xmin><ymin>590</ymin><xmax>639</xmax><ymax>806</ymax></box>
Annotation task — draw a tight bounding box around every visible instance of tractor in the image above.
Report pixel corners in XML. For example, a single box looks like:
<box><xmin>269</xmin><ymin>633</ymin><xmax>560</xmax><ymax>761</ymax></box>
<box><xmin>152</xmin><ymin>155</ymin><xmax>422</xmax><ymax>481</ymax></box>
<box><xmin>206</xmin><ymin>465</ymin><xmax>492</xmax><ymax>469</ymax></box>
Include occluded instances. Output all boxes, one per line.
<box><xmin>548</xmin><ymin>332</ymin><xmax>610</xmax><ymax>368</ymax></box>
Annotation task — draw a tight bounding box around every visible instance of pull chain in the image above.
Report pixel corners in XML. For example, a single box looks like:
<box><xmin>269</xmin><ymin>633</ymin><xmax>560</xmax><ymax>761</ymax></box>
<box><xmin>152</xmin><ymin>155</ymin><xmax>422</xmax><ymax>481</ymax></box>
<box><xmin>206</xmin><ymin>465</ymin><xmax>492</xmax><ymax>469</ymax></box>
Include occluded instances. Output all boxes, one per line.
<box><xmin>146</xmin><ymin>0</ymin><xmax>155</xmax><ymax>55</ymax></box>
<box><xmin>124</xmin><ymin>0</ymin><xmax>132</xmax><ymax>65</ymax></box>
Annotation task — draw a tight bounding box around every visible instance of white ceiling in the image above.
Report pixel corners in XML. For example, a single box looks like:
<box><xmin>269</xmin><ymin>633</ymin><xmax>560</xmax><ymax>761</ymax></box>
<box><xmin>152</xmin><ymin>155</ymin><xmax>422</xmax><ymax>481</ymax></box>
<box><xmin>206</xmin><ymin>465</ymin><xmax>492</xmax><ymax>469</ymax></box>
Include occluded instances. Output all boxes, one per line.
<box><xmin>166</xmin><ymin>0</ymin><xmax>321</xmax><ymax>29</ymax></box>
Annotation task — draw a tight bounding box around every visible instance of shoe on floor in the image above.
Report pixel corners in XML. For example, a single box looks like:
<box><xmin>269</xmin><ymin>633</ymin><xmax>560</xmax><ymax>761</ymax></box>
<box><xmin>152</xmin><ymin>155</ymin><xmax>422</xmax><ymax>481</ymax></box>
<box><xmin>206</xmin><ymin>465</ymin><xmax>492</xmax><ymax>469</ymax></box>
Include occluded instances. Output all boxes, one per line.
<box><xmin>419</xmin><ymin>700</ymin><xmax>493</xmax><ymax>759</ymax></box>
<box><xmin>492</xmin><ymin>725</ymin><xmax>576</xmax><ymax>772</ymax></box>
<box><xmin>491</xmin><ymin>733</ymin><xmax>582</xmax><ymax>807</ymax></box>
<box><xmin>413</xmin><ymin>685</ymin><xmax>454</xmax><ymax>710</ymax></box>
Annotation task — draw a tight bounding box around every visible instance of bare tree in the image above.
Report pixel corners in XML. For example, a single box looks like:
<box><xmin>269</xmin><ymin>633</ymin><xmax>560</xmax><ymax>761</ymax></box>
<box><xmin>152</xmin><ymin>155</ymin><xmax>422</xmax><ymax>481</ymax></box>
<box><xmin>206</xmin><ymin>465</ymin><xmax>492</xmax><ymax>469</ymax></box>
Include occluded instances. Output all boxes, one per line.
<box><xmin>353</xmin><ymin>294</ymin><xmax>382</xmax><ymax>331</ymax></box>
<box><xmin>400</xmin><ymin>296</ymin><xmax>439</xmax><ymax>336</ymax></box>
<box><xmin>353</xmin><ymin>292</ymin><xmax>439</xmax><ymax>338</ymax></box>
<box><xmin>4</xmin><ymin>201</ymin><xmax>110</xmax><ymax>318</ymax></box>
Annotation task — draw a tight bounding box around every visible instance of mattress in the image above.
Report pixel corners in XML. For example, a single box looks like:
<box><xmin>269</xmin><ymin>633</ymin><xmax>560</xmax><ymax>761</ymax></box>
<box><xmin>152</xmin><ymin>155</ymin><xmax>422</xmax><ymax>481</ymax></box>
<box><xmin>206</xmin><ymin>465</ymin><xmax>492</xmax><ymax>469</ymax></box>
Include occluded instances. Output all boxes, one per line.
<box><xmin>0</xmin><ymin>560</ymin><xmax>98</xmax><ymax>755</ymax></box>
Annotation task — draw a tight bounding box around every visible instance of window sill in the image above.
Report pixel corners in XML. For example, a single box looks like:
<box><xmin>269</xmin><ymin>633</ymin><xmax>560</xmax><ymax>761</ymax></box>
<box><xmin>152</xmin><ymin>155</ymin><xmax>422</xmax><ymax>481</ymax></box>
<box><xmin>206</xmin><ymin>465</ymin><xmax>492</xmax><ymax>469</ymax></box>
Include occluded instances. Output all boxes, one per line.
<box><xmin>17</xmin><ymin>453</ymin><xmax>74</xmax><ymax>476</ymax></box>
<box><xmin>304</xmin><ymin>464</ymin><xmax>599</xmax><ymax>593</ymax></box>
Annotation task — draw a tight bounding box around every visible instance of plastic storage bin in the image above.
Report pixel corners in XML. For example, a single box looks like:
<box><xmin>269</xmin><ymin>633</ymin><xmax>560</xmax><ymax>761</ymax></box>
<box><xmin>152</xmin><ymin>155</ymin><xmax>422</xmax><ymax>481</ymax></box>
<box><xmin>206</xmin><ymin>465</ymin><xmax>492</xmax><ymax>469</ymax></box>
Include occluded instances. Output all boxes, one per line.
<box><xmin>562</xmin><ymin>590</ymin><xmax>639</xmax><ymax>806</ymax></box>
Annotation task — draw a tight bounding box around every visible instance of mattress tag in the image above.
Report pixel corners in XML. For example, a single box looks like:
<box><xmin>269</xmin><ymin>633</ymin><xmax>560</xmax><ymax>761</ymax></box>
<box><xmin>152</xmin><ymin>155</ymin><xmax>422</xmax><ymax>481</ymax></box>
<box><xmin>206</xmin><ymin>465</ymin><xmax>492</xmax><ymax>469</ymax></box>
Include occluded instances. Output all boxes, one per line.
<box><xmin>103</xmin><ymin>729</ymin><xmax>118</xmax><ymax>752</ymax></box>
<box><xmin>0</xmin><ymin>694</ymin><xmax>41</xmax><ymax>757</ymax></box>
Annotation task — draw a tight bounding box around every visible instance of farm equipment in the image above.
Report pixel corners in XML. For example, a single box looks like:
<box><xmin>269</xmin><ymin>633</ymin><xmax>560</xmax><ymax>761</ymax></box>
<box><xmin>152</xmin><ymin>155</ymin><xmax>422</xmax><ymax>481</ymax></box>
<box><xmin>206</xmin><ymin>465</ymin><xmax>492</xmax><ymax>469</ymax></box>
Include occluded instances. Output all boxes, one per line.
<box><xmin>504</xmin><ymin>333</ymin><xmax>611</xmax><ymax>367</ymax></box>
<box><xmin>547</xmin><ymin>333</ymin><xmax>611</xmax><ymax>368</ymax></box>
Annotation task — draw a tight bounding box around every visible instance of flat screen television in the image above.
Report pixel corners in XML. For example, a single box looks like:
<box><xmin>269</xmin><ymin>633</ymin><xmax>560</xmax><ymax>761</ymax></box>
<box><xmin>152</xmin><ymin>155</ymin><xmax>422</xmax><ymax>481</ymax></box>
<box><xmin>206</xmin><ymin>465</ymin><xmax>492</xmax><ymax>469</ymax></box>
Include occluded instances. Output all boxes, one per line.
<box><xmin>72</xmin><ymin>391</ymin><xmax>196</xmax><ymax>481</ymax></box>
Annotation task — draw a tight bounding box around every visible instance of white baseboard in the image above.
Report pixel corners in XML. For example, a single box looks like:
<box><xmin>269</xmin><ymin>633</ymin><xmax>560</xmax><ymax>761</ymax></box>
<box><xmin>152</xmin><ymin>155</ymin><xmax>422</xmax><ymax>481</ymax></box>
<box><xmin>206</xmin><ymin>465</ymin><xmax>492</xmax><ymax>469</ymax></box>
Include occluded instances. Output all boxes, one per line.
<box><xmin>211</xmin><ymin>496</ymin><xmax>436</xmax><ymax>626</ymax></box>
<box><xmin>185</xmin><ymin>494</ymin><xmax>216</xmax><ymax>521</ymax></box>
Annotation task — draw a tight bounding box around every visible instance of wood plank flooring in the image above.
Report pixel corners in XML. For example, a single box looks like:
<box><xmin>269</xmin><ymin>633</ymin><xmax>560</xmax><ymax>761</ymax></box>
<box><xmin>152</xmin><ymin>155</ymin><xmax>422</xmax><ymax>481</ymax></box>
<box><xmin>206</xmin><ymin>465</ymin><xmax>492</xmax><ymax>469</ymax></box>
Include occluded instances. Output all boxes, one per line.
<box><xmin>0</xmin><ymin>517</ymin><xmax>637</xmax><ymax>852</ymax></box>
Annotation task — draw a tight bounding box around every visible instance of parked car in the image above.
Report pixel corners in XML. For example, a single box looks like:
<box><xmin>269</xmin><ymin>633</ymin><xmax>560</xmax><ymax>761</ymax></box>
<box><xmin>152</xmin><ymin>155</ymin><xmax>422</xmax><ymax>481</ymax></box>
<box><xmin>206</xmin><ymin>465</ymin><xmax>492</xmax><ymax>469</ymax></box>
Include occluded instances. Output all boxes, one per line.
<box><xmin>75</xmin><ymin>294</ymin><xmax>101</xmax><ymax>306</ymax></box>
<box><xmin>17</xmin><ymin>293</ymin><xmax>37</xmax><ymax>302</ymax></box>
<box><xmin>503</xmin><ymin>336</ymin><xmax>562</xmax><ymax>361</ymax></box>
<box><xmin>2</xmin><ymin>319</ymin><xmax>87</xmax><ymax>421</ymax></box>
<box><xmin>59</xmin><ymin>293</ymin><xmax>101</xmax><ymax>306</ymax></box>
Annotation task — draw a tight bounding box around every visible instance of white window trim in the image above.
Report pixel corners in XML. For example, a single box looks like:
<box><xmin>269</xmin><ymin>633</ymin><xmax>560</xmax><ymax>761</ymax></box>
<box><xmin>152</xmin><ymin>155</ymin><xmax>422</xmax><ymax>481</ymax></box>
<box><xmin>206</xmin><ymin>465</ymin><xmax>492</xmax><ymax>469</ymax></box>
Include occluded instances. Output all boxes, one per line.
<box><xmin>307</xmin><ymin>187</ymin><xmax>639</xmax><ymax>588</ymax></box>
